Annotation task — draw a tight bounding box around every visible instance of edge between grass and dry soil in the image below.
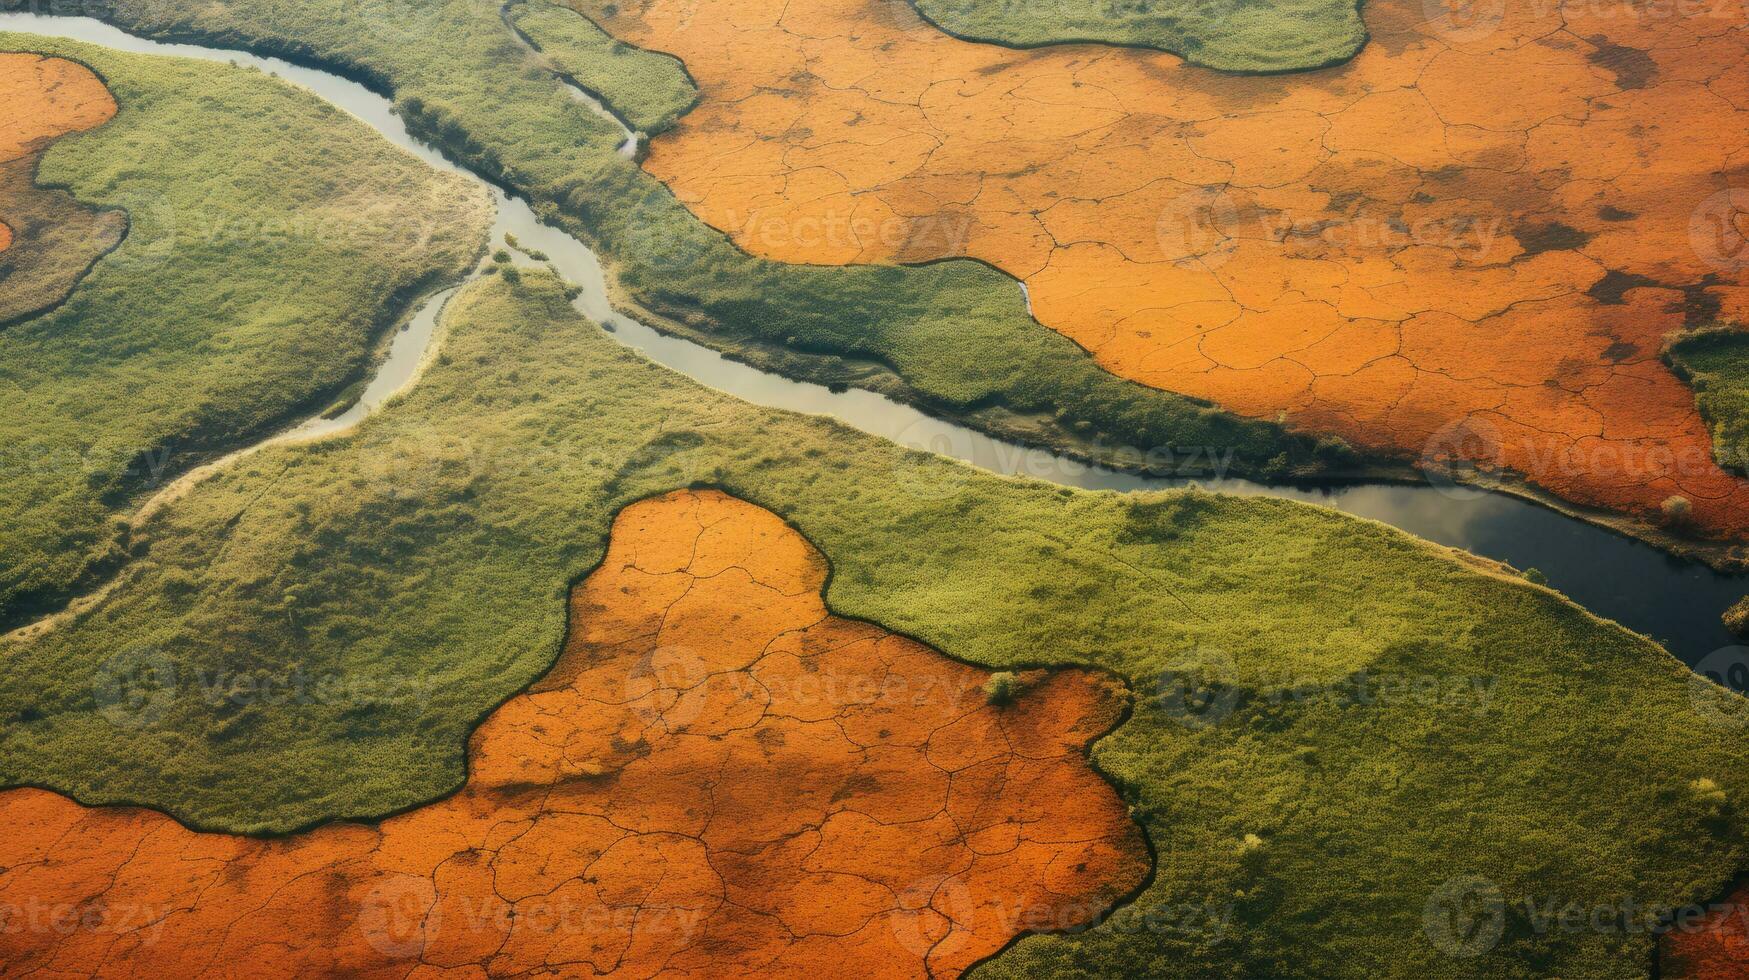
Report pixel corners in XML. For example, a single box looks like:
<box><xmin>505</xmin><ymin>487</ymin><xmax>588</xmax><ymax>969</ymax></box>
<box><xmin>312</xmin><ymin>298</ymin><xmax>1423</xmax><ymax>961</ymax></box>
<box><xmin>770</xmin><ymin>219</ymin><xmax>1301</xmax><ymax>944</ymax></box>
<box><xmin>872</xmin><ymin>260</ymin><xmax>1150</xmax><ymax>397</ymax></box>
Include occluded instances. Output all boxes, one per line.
<box><xmin>0</xmin><ymin>32</ymin><xmax>491</xmax><ymax>631</ymax></box>
<box><xmin>0</xmin><ymin>51</ymin><xmax>125</xmax><ymax>326</ymax></box>
<box><xmin>0</xmin><ymin>488</ymin><xmax>1150</xmax><ymax>976</ymax></box>
<box><xmin>15</xmin><ymin>0</ymin><xmax>1370</xmax><ymax>520</ymax></box>
<box><xmin>5</xmin><ymin>268</ymin><xmax>1748</xmax><ymax>977</ymax></box>
<box><xmin>37</xmin><ymin>0</ymin><xmax>1749</xmax><ymax>570</ymax></box>
<box><xmin>904</xmin><ymin>0</ymin><xmax>1368</xmax><ymax>72</ymax></box>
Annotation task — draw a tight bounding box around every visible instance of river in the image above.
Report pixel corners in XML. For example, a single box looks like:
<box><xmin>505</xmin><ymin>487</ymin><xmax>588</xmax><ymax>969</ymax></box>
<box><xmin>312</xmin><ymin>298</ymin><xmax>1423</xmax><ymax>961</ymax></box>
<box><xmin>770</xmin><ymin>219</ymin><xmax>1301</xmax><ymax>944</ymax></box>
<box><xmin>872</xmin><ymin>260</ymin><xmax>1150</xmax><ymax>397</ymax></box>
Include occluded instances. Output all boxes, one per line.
<box><xmin>4</xmin><ymin>11</ymin><xmax>1746</xmax><ymax>676</ymax></box>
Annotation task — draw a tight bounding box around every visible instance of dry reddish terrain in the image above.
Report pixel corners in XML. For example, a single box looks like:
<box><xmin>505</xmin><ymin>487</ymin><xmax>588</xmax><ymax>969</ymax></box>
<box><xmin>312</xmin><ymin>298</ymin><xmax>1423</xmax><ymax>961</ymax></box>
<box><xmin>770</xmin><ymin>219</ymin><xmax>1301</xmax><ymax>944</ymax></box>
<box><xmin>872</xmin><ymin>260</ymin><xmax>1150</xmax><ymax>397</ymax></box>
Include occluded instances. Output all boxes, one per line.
<box><xmin>0</xmin><ymin>51</ymin><xmax>124</xmax><ymax>323</ymax></box>
<box><xmin>1660</xmin><ymin>880</ymin><xmax>1749</xmax><ymax>978</ymax></box>
<box><xmin>0</xmin><ymin>490</ymin><xmax>1146</xmax><ymax>977</ymax></box>
<box><xmin>584</xmin><ymin>0</ymin><xmax>1749</xmax><ymax>538</ymax></box>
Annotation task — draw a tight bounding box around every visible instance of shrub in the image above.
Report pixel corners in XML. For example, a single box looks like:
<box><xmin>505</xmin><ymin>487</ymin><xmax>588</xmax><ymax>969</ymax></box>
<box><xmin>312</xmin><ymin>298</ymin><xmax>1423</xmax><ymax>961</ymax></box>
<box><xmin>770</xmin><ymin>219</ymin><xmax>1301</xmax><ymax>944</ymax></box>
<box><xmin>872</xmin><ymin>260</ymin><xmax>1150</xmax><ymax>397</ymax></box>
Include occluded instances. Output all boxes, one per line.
<box><xmin>983</xmin><ymin>671</ymin><xmax>1020</xmax><ymax>706</ymax></box>
<box><xmin>1661</xmin><ymin>495</ymin><xmax>1692</xmax><ymax>524</ymax></box>
<box><xmin>1724</xmin><ymin>596</ymin><xmax>1749</xmax><ymax>638</ymax></box>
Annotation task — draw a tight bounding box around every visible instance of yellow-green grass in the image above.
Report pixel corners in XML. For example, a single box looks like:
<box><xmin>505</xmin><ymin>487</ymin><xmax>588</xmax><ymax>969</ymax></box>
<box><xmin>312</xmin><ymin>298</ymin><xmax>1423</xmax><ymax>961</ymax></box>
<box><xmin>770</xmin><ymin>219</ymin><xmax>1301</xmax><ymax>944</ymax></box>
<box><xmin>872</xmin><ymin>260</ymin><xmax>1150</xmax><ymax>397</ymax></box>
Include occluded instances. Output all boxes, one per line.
<box><xmin>4</xmin><ymin>270</ymin><xmax>1741</xmax><ymax>977</ymax></box>
<box><xmin>508</xmin><ymin>0</ymin><xmax>695</xmax><ymax>133</ymax></box>
<box><xmin>0</xmin><ymin>33</ymin><xmax>491</xmax><ymax>628</ymax></box>
<box><xmin>908</xmin><ymin>0</ymin><xmax>1367</xmax><ymax>73</ymax></box>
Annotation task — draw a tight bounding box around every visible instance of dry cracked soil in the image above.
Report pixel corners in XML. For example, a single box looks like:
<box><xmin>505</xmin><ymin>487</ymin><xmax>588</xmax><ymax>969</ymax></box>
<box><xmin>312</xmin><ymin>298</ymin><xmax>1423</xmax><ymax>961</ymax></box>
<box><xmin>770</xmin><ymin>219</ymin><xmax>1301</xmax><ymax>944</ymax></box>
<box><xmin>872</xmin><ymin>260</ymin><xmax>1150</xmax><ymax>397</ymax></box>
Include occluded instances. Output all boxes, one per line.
<box><xmin>0</xmin><ymin>490</ymin><xmax>1148</xmax><ymax>978</ymax></box>
<box><xmin>581</xmin><ymin>0</ymin><xmax>1749</xmax><ymax>539</ymax></box>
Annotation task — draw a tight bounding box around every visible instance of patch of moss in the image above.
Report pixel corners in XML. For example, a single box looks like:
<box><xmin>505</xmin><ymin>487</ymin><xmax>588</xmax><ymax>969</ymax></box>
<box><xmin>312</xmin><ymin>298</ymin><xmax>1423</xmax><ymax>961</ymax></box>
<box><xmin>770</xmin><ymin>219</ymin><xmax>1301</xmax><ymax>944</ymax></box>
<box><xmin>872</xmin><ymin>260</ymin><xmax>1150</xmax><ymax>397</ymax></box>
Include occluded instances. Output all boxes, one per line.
<box><xmin>907</xmin><ymin>0</ymin><xmax>1368</xmax><ymax>73</ymax></box>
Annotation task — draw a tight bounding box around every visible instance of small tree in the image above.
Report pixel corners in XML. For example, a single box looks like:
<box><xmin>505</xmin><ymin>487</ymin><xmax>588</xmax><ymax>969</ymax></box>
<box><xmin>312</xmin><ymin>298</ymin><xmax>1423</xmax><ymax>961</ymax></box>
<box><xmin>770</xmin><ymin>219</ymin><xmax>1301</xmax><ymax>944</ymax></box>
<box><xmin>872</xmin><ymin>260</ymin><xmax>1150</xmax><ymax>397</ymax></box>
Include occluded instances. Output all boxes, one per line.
<box><xmin>983</xmin><ymin>671</ymin><xmax>1020</xmax><ymax>707</ymax></box>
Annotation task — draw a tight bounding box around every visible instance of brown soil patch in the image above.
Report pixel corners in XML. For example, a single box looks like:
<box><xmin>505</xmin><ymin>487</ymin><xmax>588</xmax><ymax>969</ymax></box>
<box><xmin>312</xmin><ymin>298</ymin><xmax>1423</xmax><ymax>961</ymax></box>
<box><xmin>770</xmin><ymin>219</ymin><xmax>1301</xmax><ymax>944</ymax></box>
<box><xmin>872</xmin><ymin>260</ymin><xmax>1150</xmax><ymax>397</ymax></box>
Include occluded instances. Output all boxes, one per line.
<box><xmin>0</xmin><ymin>490</ymin><xmax>1147</xmax><ymax>976</ymax></box>
<box><xmin>1660</xmin><ymin>880</ymin><xmax>1749</xmax><ymax>977</ymax></box>
<box><xmin>0</xmin><ymin>52</ymin><xmax>124</xmax><ymax>323</ymax></box>
<box><xmin>0</xmin><ymin>52</ymin><xmax>116</xmax><ymax>163</ymax></box>
<box><xmin>586</xmin><ymin>0</ymin><xmax>1749</xmax><ymax>538</ymax></box>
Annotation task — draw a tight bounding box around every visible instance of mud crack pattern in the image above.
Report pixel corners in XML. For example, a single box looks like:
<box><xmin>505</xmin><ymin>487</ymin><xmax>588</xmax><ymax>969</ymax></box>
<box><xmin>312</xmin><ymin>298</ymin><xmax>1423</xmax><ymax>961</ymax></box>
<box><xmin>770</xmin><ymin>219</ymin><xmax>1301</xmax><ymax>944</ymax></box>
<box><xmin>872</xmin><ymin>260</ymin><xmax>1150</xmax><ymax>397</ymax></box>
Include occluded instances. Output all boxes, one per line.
<box><xmin>0</xmin><ymin>490</ymin><xmax>1147</xmax><ymax>977</ymax></box>
<box><xmin>584</xmin><ymin>0</ymin><xmax>1749</xmax><ymax>539</ymax></box>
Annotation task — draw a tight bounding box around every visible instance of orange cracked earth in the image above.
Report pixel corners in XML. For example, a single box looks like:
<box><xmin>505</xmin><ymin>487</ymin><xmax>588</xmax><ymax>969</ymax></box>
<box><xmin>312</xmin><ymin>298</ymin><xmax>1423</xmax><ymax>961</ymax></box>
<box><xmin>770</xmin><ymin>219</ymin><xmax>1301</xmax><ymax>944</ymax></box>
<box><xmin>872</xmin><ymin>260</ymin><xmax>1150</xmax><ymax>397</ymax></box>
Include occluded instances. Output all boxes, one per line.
<box><xmin>0</xmin><ymin>51</ymin><xmax>114</xmax><ymax>166</ymax></box>
<box><xmin>589</xmin><ymin>0</ymin><xmax>1749</xmax><ymax>538</ymax></box>
<box><xmin>1658</xmin><ymin>878</ymin><xmax>1749</xmax><ymax>978</ymax></box>
<box><xmin>0</xmin><ymin>490</ymin><xmax>1147</xmax><ymax>977</ymax></box>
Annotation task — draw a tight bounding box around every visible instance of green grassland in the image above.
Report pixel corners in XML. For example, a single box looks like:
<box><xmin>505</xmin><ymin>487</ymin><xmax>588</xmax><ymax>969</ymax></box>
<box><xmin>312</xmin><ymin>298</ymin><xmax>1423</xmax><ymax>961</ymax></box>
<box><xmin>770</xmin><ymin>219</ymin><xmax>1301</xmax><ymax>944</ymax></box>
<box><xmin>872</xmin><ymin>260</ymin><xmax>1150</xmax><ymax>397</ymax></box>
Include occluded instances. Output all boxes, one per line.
<box><xmin>907</xmin><ymin>0</ymin><xmax>1368</xmax><ymax>72</ymax></box>
<box><xmin>4</xmin><ymin>268</ymin><xmax>1743</xmax><ymax>977</ymax></box>
<box><xmin>506</xmin><ymin>0</ymin><xmax>695</xmax><ymax>134</ymax></box>
<box><xmin>35</xmin><ymin>0</ymin><xmax>1348</xmax><ymax>490</ymax></box>
<box><xmin>1666</xmin><ymin>326</ymin><xmax>1749</xmax><ymax>474</ymax></box>
<box><xmin>0</xmin><ymin>155</ymin><xmax>126</xmax><ymax>326</ymax></box>
<box><xmin>0</xmin><ymin>33</ymin><xmax>491</xmax><ymax>629</ymax></box>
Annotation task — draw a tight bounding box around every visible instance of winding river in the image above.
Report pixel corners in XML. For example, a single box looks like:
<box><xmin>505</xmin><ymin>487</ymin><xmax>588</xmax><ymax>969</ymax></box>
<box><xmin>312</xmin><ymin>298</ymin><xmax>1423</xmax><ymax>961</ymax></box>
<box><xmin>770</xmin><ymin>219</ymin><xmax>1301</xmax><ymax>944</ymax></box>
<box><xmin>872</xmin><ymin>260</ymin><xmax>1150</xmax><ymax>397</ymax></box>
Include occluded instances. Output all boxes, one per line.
<box><xmin>5</xmin><ymin>12</ymin><xmax>1748</xmax><ymax>674</ymax></box>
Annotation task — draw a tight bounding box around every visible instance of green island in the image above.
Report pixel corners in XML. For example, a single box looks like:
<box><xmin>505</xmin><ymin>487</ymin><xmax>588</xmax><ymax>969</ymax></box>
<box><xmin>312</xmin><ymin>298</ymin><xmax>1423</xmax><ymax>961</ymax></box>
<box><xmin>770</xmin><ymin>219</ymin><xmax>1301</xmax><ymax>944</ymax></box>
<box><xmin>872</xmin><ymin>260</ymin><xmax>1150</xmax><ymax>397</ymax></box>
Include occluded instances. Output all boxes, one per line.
<box><xmin>507</xmin><ymin>0</ymin><xmax>696</xmax><ymax>134</ymax></box>
<box><xmin>1668</xmin><ymin>327</ymin><xmax>1749</xmax><ymax>476</ymax></box>
<box><xmin>2</xmin><ymin>268</ymin><xmax>1740</xmax><ymax>976</ymax></box>
<box><xmin>906</xmin><ymin>0</ymin><xmax>1368</xmax><ymax>72</ymax></box>
<box><xmin>0</xmin><ymin>32</ymin><xmax>490</xmax><ymax>629</ymax></box>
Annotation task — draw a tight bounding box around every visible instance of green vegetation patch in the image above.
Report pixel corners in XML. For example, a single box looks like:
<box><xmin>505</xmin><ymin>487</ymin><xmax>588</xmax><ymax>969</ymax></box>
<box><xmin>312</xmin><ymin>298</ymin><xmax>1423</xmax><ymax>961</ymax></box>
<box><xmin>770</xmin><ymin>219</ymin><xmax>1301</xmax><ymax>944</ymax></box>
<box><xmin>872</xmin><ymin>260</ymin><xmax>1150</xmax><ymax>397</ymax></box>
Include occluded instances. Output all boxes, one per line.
<box><xmin>5</xmin><ymin>271</ymin><xmax>1742</xmax><ymax>977</ymax></box>
<box><xmin>1667</xmin><ymin>325</ymin><xmax>1749</xmax><ymax>474</ymax></box>
<box><xmin>0</xmin><ymin>157</ymin><xmax>126</xmax><ymax>326</ymax></box>
<box><xmin>908</xmin><ymin>0</ymin><xmax>1368</xmax><ymax>73</ymax></box>
<box><xmin>0</xmin><ymin>33</ymin><xmax>491</xmax><ymax>628</ymax></box>
<box><xmin>58</xmin><ymin>0</ymin><xmax>1340</xmax><ymax>495</ymax></box>
<box><xmin>507</xmin><ymin>0</ymin><xmax>695</xmax><ymax>134</ymax></box>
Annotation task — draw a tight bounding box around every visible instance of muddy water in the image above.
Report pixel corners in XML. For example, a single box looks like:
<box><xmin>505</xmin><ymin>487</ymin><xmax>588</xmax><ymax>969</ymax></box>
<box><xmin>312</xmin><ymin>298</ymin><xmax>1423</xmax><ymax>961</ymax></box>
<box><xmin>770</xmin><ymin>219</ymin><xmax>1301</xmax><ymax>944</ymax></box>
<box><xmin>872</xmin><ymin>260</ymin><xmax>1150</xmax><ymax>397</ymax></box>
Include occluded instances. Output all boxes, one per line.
<box><xmin>5</xmin><ymin>12</ymin><xmax>1747</xmax><ymax>672</ymax></box>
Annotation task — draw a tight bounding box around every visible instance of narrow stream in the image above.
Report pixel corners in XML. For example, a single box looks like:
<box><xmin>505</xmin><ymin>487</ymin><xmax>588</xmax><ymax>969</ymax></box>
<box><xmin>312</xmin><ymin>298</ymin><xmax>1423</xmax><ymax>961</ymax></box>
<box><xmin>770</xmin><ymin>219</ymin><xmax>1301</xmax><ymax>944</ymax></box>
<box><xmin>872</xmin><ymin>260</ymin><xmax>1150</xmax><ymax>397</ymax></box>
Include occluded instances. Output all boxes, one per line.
<box><xmin>6</xmin><ymin>12</ymin><xmax>1748</xmax><ymax>671</ymax></box>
